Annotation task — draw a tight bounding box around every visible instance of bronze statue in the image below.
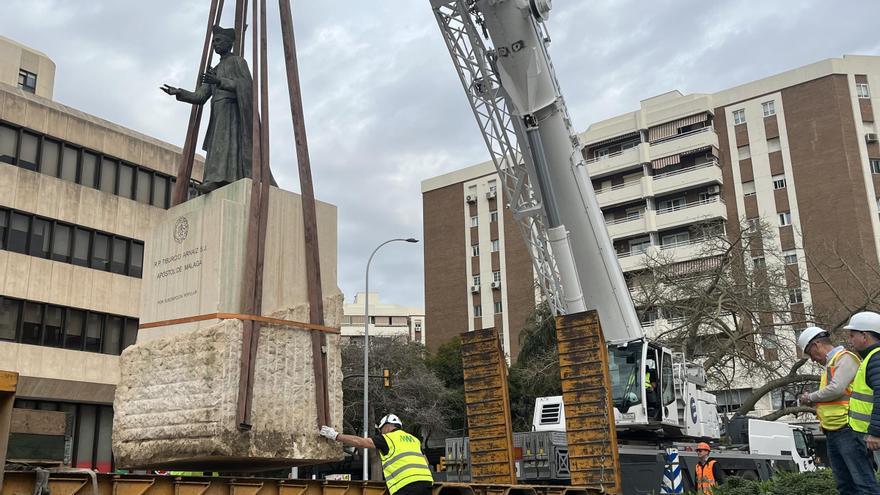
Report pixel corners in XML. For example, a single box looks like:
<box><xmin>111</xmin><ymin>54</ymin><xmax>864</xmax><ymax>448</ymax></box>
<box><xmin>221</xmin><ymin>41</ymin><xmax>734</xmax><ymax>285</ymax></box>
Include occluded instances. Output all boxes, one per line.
<box><xmin>162</xmin><ymin>26</ymin><xmax>253</xmax><ymax>194</ymax></box>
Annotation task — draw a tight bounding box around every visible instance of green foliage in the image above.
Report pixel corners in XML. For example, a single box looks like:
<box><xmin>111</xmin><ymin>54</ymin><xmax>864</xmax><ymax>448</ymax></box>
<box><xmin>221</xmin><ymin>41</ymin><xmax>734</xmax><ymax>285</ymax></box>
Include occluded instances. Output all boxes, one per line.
<box><xmin>509</xmin><ymin>302</ymin><xmax>562</xmax><ymax>431</ymax></box>
<box><xmin>425</xmin><ymin>337</ymin><xmax>467</xmax><ymax>433</ymax></box>
<box><xmin>712</xmin><ymin>470</ymin><xmax>837</xmax><ymax>495</ymax></box>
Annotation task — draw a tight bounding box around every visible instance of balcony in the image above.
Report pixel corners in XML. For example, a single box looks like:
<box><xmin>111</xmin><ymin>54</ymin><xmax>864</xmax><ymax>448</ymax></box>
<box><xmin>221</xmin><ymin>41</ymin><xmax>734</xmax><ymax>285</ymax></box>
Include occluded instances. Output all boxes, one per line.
<box><xmin>655</xmin><ymin>196</ymin><xmax>727</xmax><ymax>231</ymax></box>
<box><xmin>649</xmin><ymin>127</ymin><xmax>719</xmax><ymax>162</ymax></box>
<box><xmin>605</xmin><ymin>212</ymin><xmax>648</xmax><ymax>239</ymax></box>
<box><xmin>586</xmin><ymin>144</ymin><xmax>643</xmax><ymax>176</ymax></box>
<box><xmin>652</xmin><ymin>161</ymin><xmax>723</xmax><ymax>197</ymax></box>
<box><xmin>657</xmin><ymin>237</ymin><xmax>709</xmax><ymax>264</ymax></box>
<box><xmin>616</xmin><ymin>248</ymin><xmax>650</xmax><ymax>272</ymax></box>
<box><xmin>595</xmin><ymin>179</ymin><xmax>645</xmax><ymax>208</ymax></box>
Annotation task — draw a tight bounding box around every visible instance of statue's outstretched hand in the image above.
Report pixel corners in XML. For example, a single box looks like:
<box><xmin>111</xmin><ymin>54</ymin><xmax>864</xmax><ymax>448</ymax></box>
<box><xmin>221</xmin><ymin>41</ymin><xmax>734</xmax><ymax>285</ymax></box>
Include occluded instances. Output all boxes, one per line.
<box><xmin>161</xmin><ymin>84</ymin><xmax>181</xmax><ymax>96</ymax></box>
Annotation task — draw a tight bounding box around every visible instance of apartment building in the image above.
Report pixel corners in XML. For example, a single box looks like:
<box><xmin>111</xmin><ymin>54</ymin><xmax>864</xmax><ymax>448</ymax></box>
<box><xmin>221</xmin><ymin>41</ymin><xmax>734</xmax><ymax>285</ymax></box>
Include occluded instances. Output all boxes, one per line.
<box><xmin>340</xmin><ymin>292</ymin><xmax>425</xmax><ymax>344</ymax></box>
<box><xmin>421</xmin><ymin>163</ymin><xmax>536</xmax><ymax>360</ymax></box>
<box><xmin>423</xmin><ymin>55</ymin><xmax>880</xmax><ymax>412</ymax></box>
<box><xmin>0</xmin><ymin>36</ymin><xmax>202</xmax><ymax>470</ymax></box>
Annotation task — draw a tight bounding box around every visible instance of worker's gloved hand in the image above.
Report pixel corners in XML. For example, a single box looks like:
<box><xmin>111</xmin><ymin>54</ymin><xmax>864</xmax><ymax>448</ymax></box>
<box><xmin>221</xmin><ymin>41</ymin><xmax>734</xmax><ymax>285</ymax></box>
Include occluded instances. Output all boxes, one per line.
<box><xmin>320</xmin><ymin>425</ymin><xmax>339</xmax><ymax>441</ymax></box>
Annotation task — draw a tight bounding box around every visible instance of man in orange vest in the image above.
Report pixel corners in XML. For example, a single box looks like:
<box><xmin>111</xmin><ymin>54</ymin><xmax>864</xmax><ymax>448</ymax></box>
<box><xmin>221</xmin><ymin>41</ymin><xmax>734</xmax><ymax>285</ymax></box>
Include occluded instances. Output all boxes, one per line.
<box><xmin>694</xmin><ymin>442</ymin><xmax>723</xmax><ymax>494</ymax></box>
<box><xmin>796</xmin><ymin>326</ymin><xmax>870</xmax><ymax>494</ymax></box>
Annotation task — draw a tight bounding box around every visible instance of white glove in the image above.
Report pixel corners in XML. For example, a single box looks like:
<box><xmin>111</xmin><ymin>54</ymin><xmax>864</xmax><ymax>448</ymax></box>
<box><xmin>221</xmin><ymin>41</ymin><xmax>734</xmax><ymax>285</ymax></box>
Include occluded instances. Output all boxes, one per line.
<box><xmin>320</xmin><ymin>425</ymin><xmax>339</xmax><ymax>441</ymax></box>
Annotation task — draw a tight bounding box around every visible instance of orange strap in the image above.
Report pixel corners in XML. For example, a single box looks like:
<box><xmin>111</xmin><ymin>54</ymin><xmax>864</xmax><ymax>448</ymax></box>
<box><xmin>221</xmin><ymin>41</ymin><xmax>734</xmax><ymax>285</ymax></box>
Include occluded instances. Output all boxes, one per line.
<box><xmin>139</xmin><ymin>312</ymin><xmax>340</xmax><ymax>334</ymax></box>
<box><xmin>817</xmin><ymin>400</ymin><xmax>850</xmax><ymax>406</ymax></box>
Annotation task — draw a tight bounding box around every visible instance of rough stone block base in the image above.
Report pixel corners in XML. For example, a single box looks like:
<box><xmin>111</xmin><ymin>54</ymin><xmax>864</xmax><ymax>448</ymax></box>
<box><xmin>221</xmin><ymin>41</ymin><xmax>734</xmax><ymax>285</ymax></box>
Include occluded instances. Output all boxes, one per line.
<box><xmin>112</xmin><ymin>300</ymin><xmax>344</xmax><ymax>470</ymax></box>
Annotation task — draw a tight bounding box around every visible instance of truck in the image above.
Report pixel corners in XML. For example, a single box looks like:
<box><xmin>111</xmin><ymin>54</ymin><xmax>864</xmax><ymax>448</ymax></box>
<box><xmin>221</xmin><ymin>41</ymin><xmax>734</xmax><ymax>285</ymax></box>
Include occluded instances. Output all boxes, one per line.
<box><xmin>445</xmin><ymin>397</ymin><xmax>816</xmax><ymax>493</ymax></box>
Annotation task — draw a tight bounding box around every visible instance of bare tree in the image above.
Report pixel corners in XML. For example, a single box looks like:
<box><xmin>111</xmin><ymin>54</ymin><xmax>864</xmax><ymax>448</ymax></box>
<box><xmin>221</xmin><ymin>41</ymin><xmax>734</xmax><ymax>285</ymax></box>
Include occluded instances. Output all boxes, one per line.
<box><xmin>628</xmin><ymin>219</ymin><xmax>818</xmax><ymax>419</ymax></box>
<box><xmin>340</xmin><ymin>336</ymin><xmax>456</xmax><ymax>444</ymax></box>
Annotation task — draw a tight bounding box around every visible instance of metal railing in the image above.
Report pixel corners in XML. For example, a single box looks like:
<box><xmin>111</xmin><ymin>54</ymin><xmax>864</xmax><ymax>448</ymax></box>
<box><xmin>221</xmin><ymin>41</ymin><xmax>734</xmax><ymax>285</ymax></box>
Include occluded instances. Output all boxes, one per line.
<box><xmin>659</xmin><ymin>236</ymin><xmax>706</xmax><ymax>250</ymax></box>
<box><xmin>656</xmin><ymin>196</ymin><xmax>724</xmax><ymax>215</ymax></box>
<box><xmin>595</xmin><ymin>179</ymin><xmax>642</xmax><ymax>195</ymax></box>
<box><xmin>652</xmin><ymin>159</ymin><xmax>720</xmax><ymax>181</ymax></box>
<box><xmin>649</xmin><ymin>126</ymin><xmax>713</xmax><ymax>146</ymax></box>
<box><xmin>585</xmin><ymin>145</ymin><xmax>638</xmax><ymax>164</ymax></box>
<box><xmin>605</xmin><ymin>211</ymin><xmax>644</xmax><ymax>225</ymax></box>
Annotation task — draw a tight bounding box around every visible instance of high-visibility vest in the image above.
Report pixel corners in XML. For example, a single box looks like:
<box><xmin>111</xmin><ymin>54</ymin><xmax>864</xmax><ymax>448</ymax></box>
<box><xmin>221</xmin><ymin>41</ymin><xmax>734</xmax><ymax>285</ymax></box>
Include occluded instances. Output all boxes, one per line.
<box><xmin>695</xmin><ymin>459</ymin><xmax>718</xmax><ymax>494</ymax></box>
<box><xmin>849</xmin><ymin>347</ymin><xmax>880</xmax><ymax>433</ymax></box>
<box><xmin>379</xmin><ymin>429</ymin><xmax>434</xmax><ymax>494</ymax></box>
<box><xmin>816</xmin><ymin>350</ymin><xmax>859</xmax><ymax>431</ymax></box>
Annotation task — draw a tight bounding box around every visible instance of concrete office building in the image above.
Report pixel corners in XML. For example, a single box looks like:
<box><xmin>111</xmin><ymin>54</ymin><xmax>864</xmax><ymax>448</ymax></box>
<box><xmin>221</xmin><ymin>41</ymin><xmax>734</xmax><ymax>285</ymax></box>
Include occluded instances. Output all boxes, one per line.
<box><xmin>423</xmin><ymin>55</ymin><xmax>880</xmax><ymax>413</ymax></box>
<box><xmin>0</xmin><ymin>36</ymin><xmax>202</xmax><ymax>470</ymax></box>
<box><xmin>340</xmin><ymin>292</ymin><xmax>425</xmax><ymax>344</ymax></box>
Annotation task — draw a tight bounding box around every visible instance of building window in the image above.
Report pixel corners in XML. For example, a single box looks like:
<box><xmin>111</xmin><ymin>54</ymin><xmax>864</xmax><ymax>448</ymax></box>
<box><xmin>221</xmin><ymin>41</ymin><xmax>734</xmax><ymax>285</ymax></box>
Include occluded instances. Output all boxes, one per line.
<box><xmin>752</xmin><ymin>256</ymin><xmax>765</xmax><ymax>269</ymax></box>
<box><xmin>767</xmin><ymin>137</ymin><xmax>781</xmax><ymax>153</ymax></box>
<box><xmin>18</xmin><ymin>69</ymin><xmax>37</xmax><ymax>93</ymax></box>
<box><xmin>784</xmin><ymin>250</ymin><xmax>797</xmax><ymax>265</ymax></box>
<box><xmin>737</xmin><ymin>145</ymin><xmax>751</xmax><ymax>160</ymax></box>
<box><xmin>789</xmin><ymin>287</ymin><xmax>803</xmax><ymax>305</ymax></box>
<box><xmin>0</xmin><ymin>121</ymin><xmax>179</xmax><ymax>208</ymax></box>
<box><xmin>470</xmin><ymin>215</ymin><xmax>479</xmax><ymax>227</ymax></box>
<box><xmin>661</xmin><ymin>231</ymin><xmax>690</xmax><ymax>247</ymax></box>
<box><xmin>0</xmin><ymin>295</ymin><xmax>137</xmax><ymax>355</ymax></box>
<box><xmin>14</xmin><ymin>400</ymin><xmax>115</xmax><ymax>471</ymax></box>
<box><xmin>715</xmin><ymin>388</ymin><xmax>752</xmax><ymax>414</ymax></box>
<box><xmin>490</xmin><ymin>211</ymin><xmax>498</xmax><ymax>223</ymax></box>
<box><xmin>0</xmin><ymin>206</ymin><xmax>144</xmax><ymax>277</ymax></box>
<box><xmin>488</xmin><ymin>180</ymin><xmax>497</xmax><ymax>193</ymax></box>
<box><xmin>490</xmin><ymin>239</ymin><xmax>500</xmax><ymax>252</ymax></box>
<box><xmin>473</xmin><ymin>275</ymin><xmax>480</xmax><ymax>286</ymax></box>
<box><xmin>778</xmin><ymin>211</ymin><xmax>792</xmax><ymax>227</ymax></box>
<box><xmin>471</xmin><ymin>245</ymin><xmax>479</xmax><ymax>257</ymax></box>
<box><xmin>473</xmin><ymin>305</ymin><xmax>482</xmax><ymax>317</ymax></box>
<box><xmin>742</xmin><ymin>181</ymin><xmax>756</xmax><ymax>197</ymax></box>
<box><xmin>658</xmin><ymin>197</ymin><xmax>685</xmax><ymax>212</ymax></box>
<box><xmin>871</xmin><ymin>159</ymin><xmax>880</xmax><ymax>174</ymax></box>
<box><xmin>493</xmin><ymin>270</ymin><xmax>501</xmax><ymax>283</ymax></box>
<box><xmin>762</xmin><ymin>100</ymin><xmax>776</xmax><ymax>117</ymax></box>
<box><xmin>733</xmin><ymin>109</ymin><xmax>746</xmax><ymax>125</ymax></box>
<box><xmin>772</xmin><ymin>174</ymin><xmax>787</xmax><ymax>189</ymax></box>
<box><xmin>494</xmin><ymin>301</ymin><xmax>503</xmax><ymax>314</ymax></box>
<box><xmin>858</xmin><ymin>83</ymin><xmax>871</xmax><ymax>99</ymax></box>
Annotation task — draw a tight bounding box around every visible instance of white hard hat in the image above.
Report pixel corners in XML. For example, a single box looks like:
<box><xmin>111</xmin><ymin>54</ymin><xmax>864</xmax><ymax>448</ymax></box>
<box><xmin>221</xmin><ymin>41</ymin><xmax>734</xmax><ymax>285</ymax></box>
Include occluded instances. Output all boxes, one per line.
<box><xmin>844</xmin><ymin>311</ymin><xmax>880</xmax><ymax>335</ymax></box>
<box><xmin>375</xmin><ymin>414</ymin><xmax>403</xmax><ymax>429</ymax></box>
<box><xmin>797</xmin><ymin>326</ymin><xmax>828</xmax><ymax>351</ymax></box>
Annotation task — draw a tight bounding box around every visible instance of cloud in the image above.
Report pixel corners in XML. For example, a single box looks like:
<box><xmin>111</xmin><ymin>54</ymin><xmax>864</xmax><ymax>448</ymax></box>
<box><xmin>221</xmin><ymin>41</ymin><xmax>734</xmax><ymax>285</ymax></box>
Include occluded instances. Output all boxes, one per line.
<box><xmin>2</xmin><ymin>0</ymin><xmax>878</xmax><ymax>310</ymax></box>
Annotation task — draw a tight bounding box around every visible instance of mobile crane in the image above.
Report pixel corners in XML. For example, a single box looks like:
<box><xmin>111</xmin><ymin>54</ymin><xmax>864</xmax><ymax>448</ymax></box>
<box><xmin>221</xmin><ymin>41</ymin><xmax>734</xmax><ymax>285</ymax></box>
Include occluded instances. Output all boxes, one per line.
<box><xmin>429</xmin><ymin>0</ymin><xmax>815</xmax><ymax>492</ymax></box>
<box><xmin>430</xmin><ymin>0</ymin><xmax>719</xmax><ymax>440</ymax></box>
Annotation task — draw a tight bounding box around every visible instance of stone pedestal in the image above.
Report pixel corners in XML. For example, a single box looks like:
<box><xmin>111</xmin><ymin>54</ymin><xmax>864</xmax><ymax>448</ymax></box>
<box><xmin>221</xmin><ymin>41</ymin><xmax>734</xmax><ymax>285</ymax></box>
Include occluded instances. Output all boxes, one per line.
<box><xmin>112</xmin><ymin>179</ymin><xmax>344</xmax><ymax>469</ymax></box>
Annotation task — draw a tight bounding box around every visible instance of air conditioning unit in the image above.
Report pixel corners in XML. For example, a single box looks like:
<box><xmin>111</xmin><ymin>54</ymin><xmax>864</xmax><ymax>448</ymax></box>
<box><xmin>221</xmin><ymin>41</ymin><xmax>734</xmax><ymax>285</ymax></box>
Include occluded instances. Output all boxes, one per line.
<box><xmin>486</xmin><ymin>190</ymin><xmax>497</xmax><ymax>199</ymax></box>
<box><xmin>490</xmin><ymin>281</ymin><xmax>501</xmax><ymax>289</ymax></box>
<box><xmin>707</xmin><ymin>185</ymin><xmax>721</xmax><ymax>194</ymax></box>
<box><xmin>470</xmin><ymin>285</ymin><xmax>480</xmax><ymax>293</ymax></box>
<box><xmin>466</xmin><ymin>194</ymin><xmax>477</xmax><ymax>203</ymax></box>
<box><xmin>867</xmin><ymin>133</ymin><xmax>879</xmax><ymax>143</ymax></box>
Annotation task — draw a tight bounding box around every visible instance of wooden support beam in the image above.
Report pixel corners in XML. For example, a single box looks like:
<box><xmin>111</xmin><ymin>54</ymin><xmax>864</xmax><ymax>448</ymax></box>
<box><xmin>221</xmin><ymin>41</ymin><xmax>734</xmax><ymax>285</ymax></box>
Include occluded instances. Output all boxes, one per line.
<box><xmin>278</xmin><ymin>0</ymin><xmax>330</xmax><ymax>427</ymax></box>
<box><xmin>171</xmin><ymin>0</ymin><xmax>224</xmax><ymax>206</ymax></box>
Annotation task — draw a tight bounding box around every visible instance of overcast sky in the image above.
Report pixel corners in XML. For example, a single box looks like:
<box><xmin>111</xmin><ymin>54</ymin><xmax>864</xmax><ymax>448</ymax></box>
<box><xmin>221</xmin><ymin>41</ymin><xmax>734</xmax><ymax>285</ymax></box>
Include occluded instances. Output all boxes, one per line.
<box><xmin>3</xmin><ymin>1</ymin><xmax>880</xmax><ymax>309</ymax></box>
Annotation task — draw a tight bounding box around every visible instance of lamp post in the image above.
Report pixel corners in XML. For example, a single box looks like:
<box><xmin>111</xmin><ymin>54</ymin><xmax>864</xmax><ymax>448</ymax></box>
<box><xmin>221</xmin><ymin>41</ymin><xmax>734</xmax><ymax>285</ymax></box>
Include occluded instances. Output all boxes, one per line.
<box><xmin>363</xmin><ymin>237</ymin><xmax>418</xmax><ymax>481</ymax></box>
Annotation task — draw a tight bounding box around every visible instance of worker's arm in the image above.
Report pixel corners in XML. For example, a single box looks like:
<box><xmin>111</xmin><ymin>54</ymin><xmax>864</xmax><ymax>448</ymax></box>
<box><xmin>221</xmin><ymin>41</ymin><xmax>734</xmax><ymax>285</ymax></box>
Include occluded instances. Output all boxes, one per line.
<box><xmin>807</xmin><ymin>353</ymin><xmax>859</xmax><ymax>403</ymax></box>
<box><xmin>713</xmin><ymin>461</ymin><xmax>726</xmax><ymax>484</ymax></box>
<box><xmin>336</xmin><ymin>433</ymin><xmax>376</xmax><ymax>449</ymax></box>
<box><xmin>865</xmin><ymin>354</ymin><xmax>880</xmax><ymax>445</ymax></box>
<box><xmin>320</xmin><ymin>426</ymin><xmax>376</xmax><ymax>449</ymax></box>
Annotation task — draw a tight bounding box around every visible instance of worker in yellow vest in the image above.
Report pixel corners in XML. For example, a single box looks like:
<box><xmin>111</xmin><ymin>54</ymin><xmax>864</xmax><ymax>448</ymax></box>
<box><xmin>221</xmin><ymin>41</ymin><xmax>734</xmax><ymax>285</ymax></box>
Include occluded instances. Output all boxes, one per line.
<box><xmin>320</xmin><ymin>414</ymin><xmax>434</xmax><ymax>495</ymax></box>
<box><xmin>796</xmin><ymin>326</ymin><xmax>866</xmax><ymax>494</ymax></box>
<box><xmin>847</xmin><ymin>312</ymin><xmax>880</xmax><ymax>493</ymax></box>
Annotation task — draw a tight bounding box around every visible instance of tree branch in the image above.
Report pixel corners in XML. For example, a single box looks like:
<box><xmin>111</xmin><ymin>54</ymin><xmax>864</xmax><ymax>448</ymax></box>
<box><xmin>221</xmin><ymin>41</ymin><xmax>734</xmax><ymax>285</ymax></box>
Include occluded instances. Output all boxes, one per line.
<box><xmin>733</xmin><ymin>374</ymin><xmax>819</xmax><ymax>418</ymax></box>
<box><xmin>760</xmin><ymin>406</ymin><xmax>815</xmax><ymax>422</ymax></box>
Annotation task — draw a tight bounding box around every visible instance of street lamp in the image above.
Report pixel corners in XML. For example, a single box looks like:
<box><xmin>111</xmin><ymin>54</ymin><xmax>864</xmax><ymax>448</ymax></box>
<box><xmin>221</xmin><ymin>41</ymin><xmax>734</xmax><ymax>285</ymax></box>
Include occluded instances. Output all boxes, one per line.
<box><xmin>363</xmin><ymin>237</ymin><xmax>419</xmax><ymax>480</ymax></box>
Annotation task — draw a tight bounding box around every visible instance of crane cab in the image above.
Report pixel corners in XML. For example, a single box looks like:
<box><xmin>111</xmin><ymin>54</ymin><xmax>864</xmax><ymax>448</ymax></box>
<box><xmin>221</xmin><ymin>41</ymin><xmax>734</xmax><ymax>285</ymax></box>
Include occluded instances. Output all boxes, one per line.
<box><xmin>608</xmin><ymin>338</ymin><xmax>681</xmax><ymax>430</ymax></box>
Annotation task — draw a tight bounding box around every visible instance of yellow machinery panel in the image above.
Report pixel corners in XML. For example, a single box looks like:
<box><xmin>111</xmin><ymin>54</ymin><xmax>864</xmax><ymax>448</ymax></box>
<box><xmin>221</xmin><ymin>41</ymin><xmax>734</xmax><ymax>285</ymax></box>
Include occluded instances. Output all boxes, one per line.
<box><xmin>556</xmin><ymin>312</ymin><xmax>621</xmax><ymax>494</ymax></box>
<box><xmin>460</xmin><ymin>329</ymin><xmax>516</xmax><ymax>485</ymax></box>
